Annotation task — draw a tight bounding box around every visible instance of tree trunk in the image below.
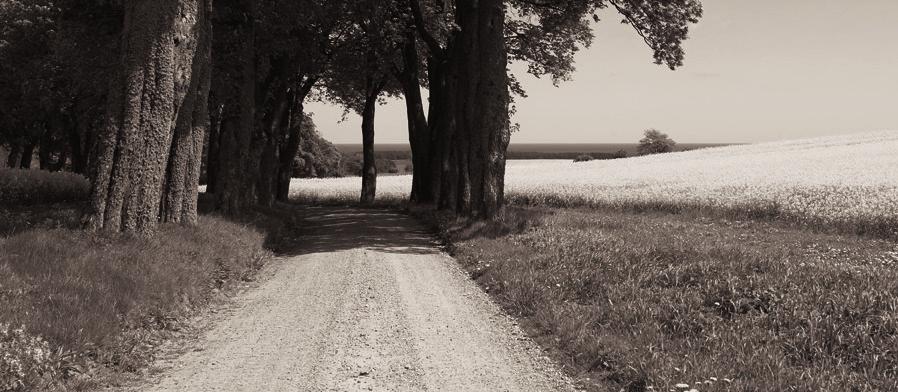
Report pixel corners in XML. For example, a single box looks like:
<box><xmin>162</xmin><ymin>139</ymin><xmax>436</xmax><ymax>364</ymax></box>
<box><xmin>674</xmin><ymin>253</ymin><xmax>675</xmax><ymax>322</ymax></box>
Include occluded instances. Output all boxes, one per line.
<box><xmin>210</xmin><ymin>0</ymin><xmax>257</xmax><ymax>215</ymax></box>
<box><xmin>204</xmin><ymin>94</ymin><xmax>222</xmax><ymax>193</ymax></box>
<box><xmin>399</xmin><ymin>33</ymin><xmax>433</xmax><ymax>204</ymax></box>
<box><xmin>254</xmin><ymin>58</ymin><xmax>293</xmax><ymax>208</ymax></box>
<box><xmin>6</xmin><ymin>144</ymin><xmax>22</xmax><ymax>168</ymax></box>
<box><xmin>276</xmin><ymin>99</ymin><xmax>303</xmax><ymax>202</ymax></box>
<box><xmin>428</xmin><ymin>43</ymin><xmax>460</xmax><ymax>212</ymax></box>
<box><xmin>39</xmin><ymin>131</ymin><xmax>52</xmax><ymax>170</ymax></box>
<box><xmin>360</xmin><ymin>86</ymin><xmax>379</xmax><ymax>206</ymax></box>
<box><xmin>160</xmin><ymin>3</ymin><xmax>212</xmax><ymax>225</ymax></box>
<box><xmin>435</xmin><ymin>0</ymin><xmax>509</xmax><ymax>219</ymax></box>
<box><xmin>69</xmin><ymin>102</ymin><xmax>95</xmax><ymax>176</ymax></box>
<box><xmin>19</xmin><ymin>142</ymin><xmax>35</xmax><ymax>169</ymax></box>
<box><xmin>86</xmin><ymin>0</ymin><xmax>212</xmax><ymax>234</ymax></box>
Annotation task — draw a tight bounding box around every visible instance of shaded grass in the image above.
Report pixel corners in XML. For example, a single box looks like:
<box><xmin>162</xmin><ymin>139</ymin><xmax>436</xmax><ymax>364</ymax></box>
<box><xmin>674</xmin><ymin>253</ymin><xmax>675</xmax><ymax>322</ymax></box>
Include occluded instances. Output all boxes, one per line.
<box><xmin>447</xmin><ymin>208</ymin><xmax>898</xmax><ymax>391</ymax></box>
<box><xmin>0</xmin><ymin>197</ymin><xmax>302</xmax><ymax>391</ymax></box>
<box><xmin>506</xmin><ymin>194</ymin><xmax>898</xmax><ymax>241</ymax></box>
<box><xmin>292</xmin><ymin>188</ymin><xmax>898</xmax><ymax>242</ymax></box>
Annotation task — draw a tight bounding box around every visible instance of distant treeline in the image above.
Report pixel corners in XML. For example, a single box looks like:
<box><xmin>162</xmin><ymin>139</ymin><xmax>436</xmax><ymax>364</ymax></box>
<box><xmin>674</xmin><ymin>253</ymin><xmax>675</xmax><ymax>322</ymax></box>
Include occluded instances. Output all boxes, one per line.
<box><xmin>336</xmin><ymin>143</ymin><xmax>734</xmax><ymax>161</ymax></box>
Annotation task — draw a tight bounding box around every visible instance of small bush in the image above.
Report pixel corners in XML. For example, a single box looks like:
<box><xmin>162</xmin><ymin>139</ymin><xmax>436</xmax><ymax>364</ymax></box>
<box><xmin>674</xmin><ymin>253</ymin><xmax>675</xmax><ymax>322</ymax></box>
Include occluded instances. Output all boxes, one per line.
<box><xmin>0</xmin><ymin>169</ymin><xmax>89</xmax><ymax>205</ymax></box>
<box><xmin>573</xmin><ymin>154</ymin><xmax>594</xmax><ymax>163</ymax></box>
<box><xmin>637</xmin><ymin>129</ymin><xmax>676</xmax><ymax>155</ymax></box>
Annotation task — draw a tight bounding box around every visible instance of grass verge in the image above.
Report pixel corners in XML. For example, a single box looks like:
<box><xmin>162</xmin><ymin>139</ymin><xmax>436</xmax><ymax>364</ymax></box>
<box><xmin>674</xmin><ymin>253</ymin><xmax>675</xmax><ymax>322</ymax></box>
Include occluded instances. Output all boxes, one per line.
<box><xmin>440</xmin><ymin>207</ymin><xmax>898</xmax><ymax>391</ymax></box>
<box><xmin>0</xmin><ymin>199</ymin><xmax>299</xmax><ymax>391</ymax></box>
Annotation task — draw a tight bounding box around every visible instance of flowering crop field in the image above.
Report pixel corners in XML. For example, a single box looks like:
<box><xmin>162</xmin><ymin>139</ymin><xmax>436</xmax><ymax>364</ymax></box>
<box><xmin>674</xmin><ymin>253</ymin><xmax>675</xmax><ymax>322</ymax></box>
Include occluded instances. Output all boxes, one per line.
<box><xmin>291</xmin><ymin>131</ymin><xmax>898</xmax><ymax>233</ymax></box>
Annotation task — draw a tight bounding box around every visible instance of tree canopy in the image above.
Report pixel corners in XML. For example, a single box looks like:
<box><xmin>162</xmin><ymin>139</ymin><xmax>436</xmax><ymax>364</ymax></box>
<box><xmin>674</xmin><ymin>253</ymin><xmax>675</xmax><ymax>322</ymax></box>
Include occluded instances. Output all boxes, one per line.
<box><xmin>0</xmin><ymin>0</ymin><xmax>703</xmax><ymax>231</ymax></box>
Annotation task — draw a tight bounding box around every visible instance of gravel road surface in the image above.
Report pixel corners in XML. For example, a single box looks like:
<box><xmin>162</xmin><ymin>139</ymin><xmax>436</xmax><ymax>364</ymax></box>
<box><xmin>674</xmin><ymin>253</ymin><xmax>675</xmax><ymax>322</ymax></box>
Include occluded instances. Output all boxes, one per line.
<box><xmin>137</xmin><ymin>207</ymin><xmax>575</xmax><ymax>392</ymax></box>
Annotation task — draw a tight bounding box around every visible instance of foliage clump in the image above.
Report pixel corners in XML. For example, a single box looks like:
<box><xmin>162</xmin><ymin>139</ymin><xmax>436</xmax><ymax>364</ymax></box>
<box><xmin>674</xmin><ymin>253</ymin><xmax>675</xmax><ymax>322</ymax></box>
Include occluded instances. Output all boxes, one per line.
<box><xmin>0</xmin><ymin>324</ymin><xmax>62</xmax><ymax>391</ymax></box>
<box><xmin>293</xmin><ymin>115</ymin><xmax>344</xmax><ymax>178</ymax></box>
<box><xmin>638</xmin><ymin>129</ymin><xmax>677</xmax><ymax>155</ymax></box>
<box><xmin>0</xmin><ymin>168</ymin><xmax>89</xmax><ymax>204</ymax></box>
<box><xmin>573</xmin><ymin>154</ymin><xmax>594</xmax><ymax>162</ymax></box>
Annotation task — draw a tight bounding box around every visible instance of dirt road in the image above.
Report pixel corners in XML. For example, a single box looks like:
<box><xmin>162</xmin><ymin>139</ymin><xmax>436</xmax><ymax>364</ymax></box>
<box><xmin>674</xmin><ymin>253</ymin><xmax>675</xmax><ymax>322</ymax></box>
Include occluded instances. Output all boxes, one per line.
<box><xmin>138</xmin><ymin>207</ymin><xmax>575</xmax><ymax>392</ymax></box>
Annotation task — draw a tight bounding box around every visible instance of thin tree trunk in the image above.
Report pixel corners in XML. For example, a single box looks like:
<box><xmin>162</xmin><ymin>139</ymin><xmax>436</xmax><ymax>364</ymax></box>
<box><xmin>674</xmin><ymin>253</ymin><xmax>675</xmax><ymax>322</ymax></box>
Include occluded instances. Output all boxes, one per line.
<box><xmin>210</xmin><ymin>0</ymin><xmax>257</xmax><ymax>215</ymax></box>
<box><xmin>360</xmin><ymin>86</ymin><xmax>379</xmax><ymax>206</ymax></box>
<box><xmin>275</xmin><ymin>99</ymin><xmax>302</xmax><ymax>202</ymax></box>
<box><xmin>204</xmin><ymin>94</ymin><xmax>222</xmax><ymax>193</ymax></box>
<box><xmin>399</xmin><ymin>33</ymin><xmax>433</xmax><ymax>204</ymax></box>
<box><xmin>39</xmin><ymin>130</ymin><xmax>52</xmax><ymax>170</ymax></box>
<box><xmin>66</xmin><ymin>114</ymin><xmax>87</xmax><ymax>174</ymax></box>
<box><xmin>19</xmin><ymin>142</ymin><xmax>35</xmax><ymax>169</ymax></box>
<box><xmin>87</xmin><ymin>0</ymin><xmax>211</xmax><ymax>234</ymax></box>
<box><xmin>7</xmin><ymin>144</ymin><xmax>22</xmax><ymax>168</ymax></box>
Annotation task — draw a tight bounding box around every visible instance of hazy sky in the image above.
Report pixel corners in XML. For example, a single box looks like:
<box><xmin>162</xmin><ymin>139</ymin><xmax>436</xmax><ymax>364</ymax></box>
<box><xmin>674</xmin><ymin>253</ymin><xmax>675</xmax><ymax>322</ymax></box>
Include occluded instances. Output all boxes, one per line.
<box><xmin>306</xmin><ymin>0</ymin><xmax>898</xmax><ymax>144</ymax></box>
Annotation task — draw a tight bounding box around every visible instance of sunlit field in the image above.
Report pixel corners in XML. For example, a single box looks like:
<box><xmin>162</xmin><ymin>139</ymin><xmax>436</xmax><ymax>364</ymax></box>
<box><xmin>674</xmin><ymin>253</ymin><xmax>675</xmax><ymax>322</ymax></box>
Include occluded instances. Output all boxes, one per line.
<box><xmin>291</xmin><ymin>131</ymin><xmax>898</xmax><ymax>236</ymax></box>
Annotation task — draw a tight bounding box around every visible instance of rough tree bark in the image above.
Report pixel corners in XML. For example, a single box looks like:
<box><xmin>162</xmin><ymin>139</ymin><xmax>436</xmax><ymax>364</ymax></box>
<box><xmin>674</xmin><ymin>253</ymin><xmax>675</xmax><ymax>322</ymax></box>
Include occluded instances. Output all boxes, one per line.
<box><xmin>86</xmin><ymin>0</ymin><xmax>212</xmax><ymax>234</ymax></box>
<box><xmin>160</xmin><ymin>7</ymin><xmax>212</xmax><ymax>225</ymax></box>
<box><xmin>398</xmin><ymin>32</ymin><xmax>433</xmax><ymax>204</ymax></box>
<box><xmin>432</xmin><ymin>0</ymin><xmax>509</xmax><ymax>218</ymax></box>
<box><xmin>360</xmin><ymin>82</ymin><xmax>381</xmax><ymax>206</ymax></box>
<box><xmin>210</xmin><ymin>0</ymin><xmax>258</xmax><ymax>215</ymax></box>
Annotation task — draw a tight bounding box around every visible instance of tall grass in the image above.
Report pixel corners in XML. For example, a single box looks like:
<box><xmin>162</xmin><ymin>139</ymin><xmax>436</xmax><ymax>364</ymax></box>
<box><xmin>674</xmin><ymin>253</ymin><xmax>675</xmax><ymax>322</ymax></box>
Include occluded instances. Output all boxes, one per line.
<box><xmin>449</xmin><ymin>208</ymin><xmax>898</xmax><ymax>391</ymax></box>
<box><xmin>0</xmin><ymin>216</ymin><xmax>271</xmax><ymax>390</ymax></box>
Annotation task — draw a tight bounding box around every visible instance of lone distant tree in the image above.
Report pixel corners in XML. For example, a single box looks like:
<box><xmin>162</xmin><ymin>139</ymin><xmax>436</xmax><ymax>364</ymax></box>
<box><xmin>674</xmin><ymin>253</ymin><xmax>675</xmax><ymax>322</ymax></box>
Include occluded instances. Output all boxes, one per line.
<box><xmin>637</xmin><ymin>129</ymin><xmax>677</xmax><ymax>155</ymax></box>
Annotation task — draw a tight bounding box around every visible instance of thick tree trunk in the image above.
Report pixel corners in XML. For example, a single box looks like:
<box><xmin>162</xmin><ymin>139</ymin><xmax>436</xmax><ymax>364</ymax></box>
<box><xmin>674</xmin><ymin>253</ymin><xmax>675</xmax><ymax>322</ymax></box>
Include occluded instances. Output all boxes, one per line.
<box><xmin>210</xmin><ymin>0</ymin><xmax>257</xmax><ymax>215</ymax></box>
<box><xmin>87</xmin><ymin>0</ymin><xmax>211</xmax><ymax>234</ymax></box>
<box><xmin>360</xmin><ymin>87</ymin><xmax>379</xmax><ymax>206</ymax></box>
<box><xmin>6</xmin><ymin>144</ymin><xmax>22</xmax><ymax>168</ymax></box>
<box><xmin>160</xmin><ymin>4</ymin><xmax>212</xmax><ymax>225</ymax></box>
<box><xmin>399</xmin><ymin>34</ymin><xmax>433</xmax><ymax>204</ymax></box>
<box><xmin>433</xmin><ymin>0</ymin><xmax>509</xmax><ymax>219</ymax></box>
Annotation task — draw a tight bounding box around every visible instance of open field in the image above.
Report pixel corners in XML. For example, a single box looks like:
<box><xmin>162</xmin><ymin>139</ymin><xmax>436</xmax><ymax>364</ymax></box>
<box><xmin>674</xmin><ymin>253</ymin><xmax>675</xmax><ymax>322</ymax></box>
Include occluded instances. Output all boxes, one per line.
<box><xmin>294</xmin><ymin>131</ymin><xmax>898</xmax><ymax>237</ymax></box>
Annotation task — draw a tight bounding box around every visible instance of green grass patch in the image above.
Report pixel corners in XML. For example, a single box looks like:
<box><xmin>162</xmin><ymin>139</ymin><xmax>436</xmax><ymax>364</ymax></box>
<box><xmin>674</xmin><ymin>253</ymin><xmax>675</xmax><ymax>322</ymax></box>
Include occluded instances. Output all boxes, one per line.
<box><xmin>448</xmin><ymin>208</ymin><xmax>898</xmax><ymax>391</ymax></box>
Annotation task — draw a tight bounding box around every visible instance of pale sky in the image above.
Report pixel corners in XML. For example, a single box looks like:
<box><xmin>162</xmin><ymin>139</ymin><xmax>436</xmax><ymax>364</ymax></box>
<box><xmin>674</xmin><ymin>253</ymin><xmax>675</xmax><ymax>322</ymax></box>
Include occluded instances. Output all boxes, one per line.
<box><xmin>306</xmin><ymin>0</ymin><xmax>898</xmax><ymax>144</ymax></box>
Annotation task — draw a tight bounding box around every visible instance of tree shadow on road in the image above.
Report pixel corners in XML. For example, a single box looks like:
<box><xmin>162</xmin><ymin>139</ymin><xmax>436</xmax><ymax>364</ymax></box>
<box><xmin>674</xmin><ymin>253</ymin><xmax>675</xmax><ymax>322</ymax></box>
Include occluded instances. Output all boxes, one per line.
<box><xmin>287</xmin><ymin>206</ymin><xmax>442</xmax><ymax>256</ymax></box>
